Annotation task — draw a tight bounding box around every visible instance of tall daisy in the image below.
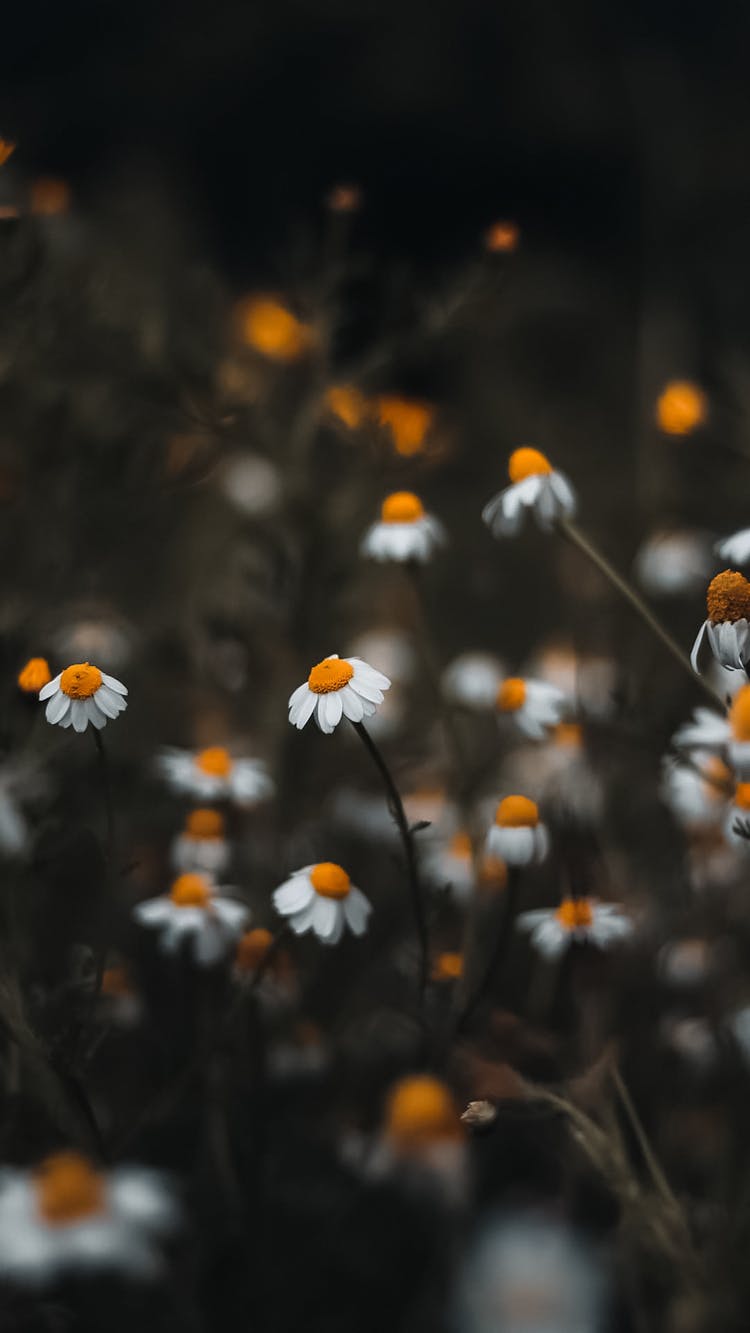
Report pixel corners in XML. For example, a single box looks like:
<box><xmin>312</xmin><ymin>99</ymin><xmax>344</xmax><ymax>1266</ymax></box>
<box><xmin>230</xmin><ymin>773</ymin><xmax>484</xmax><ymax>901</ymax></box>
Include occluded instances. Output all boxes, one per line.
<box><xmin>486</xmin><ymin>796</ymin><xmax>549</xmax><ymax>866</ymax></box>
<box><xmin>482</xmin><ymin>448</ymin><xmax>576</xmax><ymax>537</ymax></box>
<box><xmin>272</xmin><ymin>862</ymin><xmax>371</xmax><ymax>944</ymax></box>
<box><xmin>133</xmin><ymin>874</ymin><xmax>249</xmax><ymax>964</ymax></box>
<box><xmin>39</xmin><ymin>663</ymin><xmax>127</xmax><ymax>732</ymax></box>
<box><xmin>691</xmin><ymin>570</ymin><xmax>750</xmax><ymax>673</ymax></box>
<box><xmin>361</xmin><ymin>491</ymin><xmax>445</xmax><ymax>563</ymax></box>
<box><xmin>288</xmin><ymin>654</ymin><xmax>390</xmax><ymax>734</ymax></box>
<box><xmin>518</xmin><ymin>897</ymin><xmax>632</xmax><ymax>958</ymax></box>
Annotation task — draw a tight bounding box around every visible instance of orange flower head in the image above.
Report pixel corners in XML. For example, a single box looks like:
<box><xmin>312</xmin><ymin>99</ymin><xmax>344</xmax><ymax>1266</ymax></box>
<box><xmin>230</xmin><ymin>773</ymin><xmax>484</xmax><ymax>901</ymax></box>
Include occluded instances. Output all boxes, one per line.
<box><xmin>307</xmin><ymin>657</ymin><xmax>354</xmax><ymax>694</ymax></box>
<box><xmin>484</xmin><ymin>220</ymin><xmax>520</xmax><ymax>253</ymax></box>
<box><xmin>735</xmin><ymin>783</ymin><xmax>750</xmax><ymax>811</ymax></box>
<box><xmin>555</xmin><ymin>897</ymin><xmax>594</xmax><ymax>930</ymax></box>
<box><xmin>35</xmin><ymin>1153</ymin><xmax>105</xmax><ymax>1226</ymax></box>
<box><xmin>385</xmin><ymin>1075</ymin><xmax>463</xmax><ymax>1147</ymax></box>
<box><xmin>169</xmin><ymin>873</ymin><xmax>212</xmax><ymax>908</ymax></box>
<box><xmin>496</xmin><ymin>677</ymin><xmax>526</xmax><ymax>712</ymax></box>
<box><xmin>325</xmin><ymin>385</ymin><xmax>370</xmax><ymax>429</ymax></box>
<box><xmin>185</xmin><ymin>808</ymin><xmax>226</xmax><ymax>839</ymax></box>
<box><xmin>380</xmin><ymin>491</ymin><xmax>425</xmax><ymax>524</ymax></box>
<box><xmin>730</xmin><ymin>686</ymin><xmax>750</xmax><ymax>742</ymax></box>
<box><xmin>237</xmin><ymin>296</ymin><xmax>312</xmax><ymax>362</ymax></box>
<box><xmin>706</xmin><ymin>570</ymin><xmax>750</xmax><ymax>625</ymax></box>
<box><xmin>495</xmin><ymin>795</ymin><xmax>539</xmax><ymax>828</ymax></box>
<box><xmin>508</xmin><ymin>447</ymin><xmax>552</xmax><ymax>483</ymax></box>
<box><xmin>431</xmin><ymin>951</ymin><xmax>464</xmax><ymax>981</ymax></box>
<box><xmin>656</xmin><ymin>380</ymin><xmax>707</xmax><ymax>435</ymax></box>
<box><xmin>17</xmin><ymin>657</ymin><xmax>51</xmax><ymax>693</ymax></box>
<box><xmin>235</xmin><ymin>927</ymin><xmax>274</xmax><ymax>972</ymax></box>
<box><xmin>60</xmin><ymin>663</ymin><xmax>102</xmax><ymax>699</ymax></box>
<box><xmin>377</xmin><ymin>396</ymin><xmax>433</xmax><ymax>456</ymax></box>
<box><xmin>310</xmin><ymin>862</ymin><xmax>351</xmax><ymax>899</ymax></box>
<box><xmin>195</xmin><ymin>747</ymin><xmax>232</xmax><ymax>778</ymax></box>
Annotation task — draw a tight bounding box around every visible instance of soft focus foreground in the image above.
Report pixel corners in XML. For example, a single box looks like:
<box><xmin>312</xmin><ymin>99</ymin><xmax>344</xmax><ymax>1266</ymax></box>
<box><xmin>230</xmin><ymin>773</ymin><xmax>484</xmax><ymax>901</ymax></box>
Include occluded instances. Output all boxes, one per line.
<box><xmin>2</xmin><ymin>23</ymin><xmax>750</xmax><ymax>1330</ymax></box>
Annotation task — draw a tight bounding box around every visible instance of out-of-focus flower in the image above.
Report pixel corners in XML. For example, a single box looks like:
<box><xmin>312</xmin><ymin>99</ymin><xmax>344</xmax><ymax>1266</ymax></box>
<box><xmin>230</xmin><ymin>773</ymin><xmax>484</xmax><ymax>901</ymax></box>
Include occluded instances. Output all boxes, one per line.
<box><xmin>423</xmin><ymin>830</ymin><xmax>475</xmax><ymax>901</ymax></box>
<box><xmin>486</xmin><ymin>796</ymin><xmax>548</xmax><ymax>866</ymax></box>
<box><xmin>288</xmin><ymin>654</ymin><xmax>390</xmax><ymax>734</ymax></box>
<box><xmin>431</xmin><ymin>951</ymin><xmax>464</xmax><ymax>981</ymax></box>
<box><xmin>100</xmin><ymin>964</ymin><xmax>142</xmax><ymax>1027</ymax></box>
<box><xmin>662</xmin><ymin>1016</ymin><xmax>718</xmax><ymax>1070</ymax></box>
<box><xmin>325</xmin><ymin>384</ymin><xmax>370</xmax><ymax>430</ymax></box>
<box><xmin>157</xmin><ymin>746</ymin><xmax>273</xmax><ymax>805</ymax></box>
<box><xmin>40</xmin><ymin>664</ymin><xmax>127</xmax><ymax>732</ymax></box>
<box><xmin>219</xmin><ymin>451</ymin><xmax>281</xmax><ymax>517</ymax></box>
<box><xmin>442</xmin><ymin>651</ymin><xmax>505</xmax><ymax>709</ymax></box>
<box><xmin>236</xmin><ymin>295</ymin><xmax>313</xmax><ymax>362</ymax></box>
<box><xmin>456</xmin><ymin>1213</ymin><xmax>606</xmax><ymax>1333</ymax></box>
<box><xmin>518</xmin><ymin>897</ymin><xmax>632</xmax><ymax>958</ymax></box>
<box><xmin>0</xmin><ymin>140</ymin><xmax>16</xmax><ymax>167</ymax></box>
<box><xmin>526</xmin><ymin>641</ymin><xmax>616</xmax><ymax>720</ymax></box>
<box><xmin>661</xmin><ymin>753</ymin><xmax>731</xmax><ymax>831</ymax></box>
<box><xmin>171</xmin><ymin>808</ymin><xmax>230</xmax><ymax>876</ymax></box>
<box><xmin>349</xmin><ymin>628</ymin><xmax>415</xmax><ymax>685</ymax></box>
<box><xmin>482</xmin><ymin>448</ymin><xmax>576</xmax><ymax>537</ymax></box>
<box><xmin>0</xmin><ymin>1152</ymin><xmax>177</xmax><ymax>1285</ymax></box>
<box><xmin>272</xmin><ymin>861</ymin><xmax>371</xmax><ymax>944</ymax></box>
<box><xmin>361</xmin><ymin>491</ymin><xmax>445</xmax><ymax>563</ymax></box>
<box><xmin>17</xmin><ymin>658</ymin><xmax>51</xmax><ymax>694</ymax></box>
<box><xmin>53</xmin><ymin>613</ymin><xmax>134</xmax><ymax>672</ymax></box>
<box><xmin>268</xmin><ymin>1021</ymin><xmax>330</xmax><ymax>1079</ymax></box>
<box><xmin>724</xmin><ymin>781</ymin><xmax>750</xmax><ymax>850</ymax></box>
<box><xmin>496</xmin><ymin>676</ymin><xmax>567</xmax><ymax>739</ymax></box>
<box><xmin>729</xmin><ymin>686</ymin><xmax>750</xmax><ymax>775</ymax></box>
<box><xmin>635</xmin><ymin>528</ymin><xmax>714</xmax><ymax>596</ymax></box>
<box><xmin>691</xmin><ymin>570</ymin><xmax>750</xmax><ymax>673</ymax></box>
<box><xmin>376</xmin><ymin>396</ymin><xmax>434</xmax><ymax>456</ymax></box>
<box><xmin>384</xmin><ymin>1075</ymin><xmax>463</xmax><ymax>1150</ymax></box>
<box><xmin>325</xmin><ymin>182</ymin><xmax>362</xmax><ymax>213</ymax></box>
<box><xmin>658</xmin><ymin>937</ymin><xmax>715</xmax><ymax>988</ymax></box>
<box><xmin>134</xmin><ymin>874</ymin><xmax>249</xmax><ymax>964</ymax></box>
<box><xmin>728</xmin><ymin>1005</ymin><xmax>750</xmax><ymax>1060</ymax></box>
<box><xmin>656</xmin><ymin>380</ymin><xmax>707</xmax><ymax>435</ymax></box>
<box><xmin>484</xmin><ymin>220</ymin><xmax>520</xmax><ymax>253</ymax></box>
<box><xmin>30</xmin><ymin>177</ymin><xmax>70</xmax><ymax>216</ymax></box>
<box><xmin>234</xmin><ymin>927</ymin><xmax>274</xmax><ymax>976</ymax></box>
<box><xmin>673</xmin><ymin>707</ymin><xmax>731</xmax><ymax>753</ymax></box>
<box><xmin>716</xmin><ymin>527</ymin><xmax>750</xmax><ymax>567</ymax></box>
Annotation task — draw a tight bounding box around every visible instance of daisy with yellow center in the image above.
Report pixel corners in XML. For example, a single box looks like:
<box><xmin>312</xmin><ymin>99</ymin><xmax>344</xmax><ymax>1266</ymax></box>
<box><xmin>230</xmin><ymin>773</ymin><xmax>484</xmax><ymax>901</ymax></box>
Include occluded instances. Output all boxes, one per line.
<box><xmin>486</xmin><ymin>795</ymin><xmax>549</xmax><ymax>866</ymax></box>
<box><xmin>288</xmin><ymin>653</ymin><xmax>390</xmax><ymax>734</ymax></box>
<box><xmin>496</xmin><ymin>675</ymin><xmax>567</xmax><ymax>739</ymax></box>
<box><xmin>482</xmin><ymin>447</ymin><xmax>576</xmax><ymax>538</ymax></box>
<box><xmin>157</xmin><ymin>745</ymin><xmax>273</xmax><ymax>804</ymax></box>
<box><xmin>39</xmin><ymin>663</ymin><xmax>127</xmax><ymax>732</ymax></box>
<box><xmin>518</xmin><ymin>896</ymin><xmax>632</xmax><ymax>958</ymax></box>
<box><xmin>0</xmin><ymin>1151</ymin><xmax>176</xmax><ymax>1283</ymax></box>
<box><xmin>272</xmin><ymin>861</ymin><xmax>371</xmax><ymax>944</ymax></box>
<box><xmin>17</xmin><ymin>657</ymin><xmax>51</xmax><ymax>694</ymax></box>
<box><xmin>171</xmin><ymin>807</ymin><xmax>230</xmax><ymax>875</ymax></box>
<box><xmin>691</xmin><ymin>570</ymin><xmax>750</xmax><ymax>673</ymax></box>
<box><xmin>660</xmin><ymin>752</ymin><xmax>732</xmax><ymax>832</ymax></box>
<box><xmin>361</xmin><ymin>491</ymin><xmax>445</xmax><ymax>564</ymax></box>
<box><xmin>133</xmin><ymin>873</ymin><xmax>249</xmax><ymax>964</ymax></box>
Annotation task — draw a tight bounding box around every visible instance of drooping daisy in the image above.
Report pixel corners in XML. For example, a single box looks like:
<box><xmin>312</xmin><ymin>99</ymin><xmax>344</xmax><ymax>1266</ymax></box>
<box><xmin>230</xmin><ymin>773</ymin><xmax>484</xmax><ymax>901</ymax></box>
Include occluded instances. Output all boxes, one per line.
<box><xmin>133</xmin><ymin>873</ymin><xmax>249</xmax><ymax>965</ymax></box>
<box><xmin>157</xmin><ymin>746</ymin><xmax>273</xmax><ymax>804</ymax></box>
<box><xmin>17</xmin><ymin>657</ymin><xmax>51</xmax><ymax>694</ymax></box>
<box><xmin>272</xmin><ymin>862</ymin><xmax>371</xmax><ymax>944</ymax></box>
<box><xmin>0</xmin><ymin>1151</ymin><xmax>177</xmax><ymax>1285</ymax></box>
<box><xmin>442</xmin><ymin>652</ymin><xmax>506</xmax><ymax>710</ymax></box>
<box><xmin>716</xmin><ymin>528</ymin><xmax>750</xmax><ymax>567</ymax></box>
<box><xmin>482</xmin><ymin>447</ymin><xmax>576</xmax><ymax>537</ymax></box>
<box><xmin>634</xmin><ymin>528</ymin><xmax>713</xmax><ymax>596</ymax></box>
<box><xmin>724</xmin><ymin>782</ymin><xmax>750</xmax><ymax>850</ymax></box>
<box><xmin>171</xmin><ymin>808</ymin><xmax>230</xmax><ymax>876</ymax></box>
<box><xmin>486</xmin><ymin>796</ymin><xmax>549</xmax><ymax>866</ymax></box>
<box><xmin>495</xmin><ymin>676</ymin><xmax>567</xmax><ymax>739</ymax></box>
<box><xmin>39</xmin><ymin>663</ymin><xmax>127</xmax><ymax>732</ymax></box>
<box><xmin>518</xmin><ymin>897</ymin><xmax>632</xmax><ymax>959</ymax></box>
<box><xmin>288</xmin><ymin>654</ymin><xmax>390</xmax><ymax>734</ymax></box>
<box><xmin>729</xmin><ymin>686</ymin><xmax>750</xmax><ymax>776</ymax></box>
<box><xmin>361</xmin><ymin>491</ymin><xmax>445</xmax><ymax>563</ymax></box>
<box><xmin>691</xmin><ymin>570</ymin><xmax>750</xmax><ymax>672</ymax></box>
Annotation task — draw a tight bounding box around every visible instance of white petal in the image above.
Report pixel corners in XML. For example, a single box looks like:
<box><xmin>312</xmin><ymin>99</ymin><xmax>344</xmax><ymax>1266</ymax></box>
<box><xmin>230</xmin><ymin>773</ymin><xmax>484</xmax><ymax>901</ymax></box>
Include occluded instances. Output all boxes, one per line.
<box><xmin>273</xmin><ymin>876</ymin><xmax>315</xmax><ymax>914</ymax></box>
<box><xmin>311</xmin><ymin>895</ymin><xmax>339</xmax><ymax>941</ymax></box>
<box><xmin>71</xmin><ymin>700</ymin><xmax>89</xmax><ymax>733</ymax></box>
<box><xmin>46</xmin><ymin>691</ymin><xmax>70</xmax><ymax>725</ymax></box>
<box><xmin>100</xmin><ymin>673</ymin><xmax>127</xmax><ymax>695</ymax></box>
<box><xmin>39</xmin><ymin>674</ymin><xmax>62</xmax><ymax>702</ymax></box>
<box><xmin>340</xmin><ymin>684</ymin><xmax>365</xmax><ymax>722</ymax></box>
<box><xmin>343</xmin><ymin>886</ymin><xmax>371</xmax><ymax>935</ymax></box>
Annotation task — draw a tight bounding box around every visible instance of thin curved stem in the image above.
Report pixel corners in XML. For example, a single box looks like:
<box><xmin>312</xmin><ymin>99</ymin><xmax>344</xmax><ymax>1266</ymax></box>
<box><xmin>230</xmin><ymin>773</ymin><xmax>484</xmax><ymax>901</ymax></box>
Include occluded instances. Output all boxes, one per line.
<box><xmin>557</xmin><ymin>516</ymin><xmax>724</xmax><ymax>710</ymax></box>
<box><xmin>351</xmin><ymin>721</ymin><xmax>429</xmax><ymax>1000</ymax></box>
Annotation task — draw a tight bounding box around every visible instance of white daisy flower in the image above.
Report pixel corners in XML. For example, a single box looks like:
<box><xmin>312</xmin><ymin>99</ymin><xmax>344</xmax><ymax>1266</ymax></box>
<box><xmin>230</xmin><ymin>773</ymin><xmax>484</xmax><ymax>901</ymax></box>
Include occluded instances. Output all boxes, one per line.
<box><xmin>361</xmin><ymin>491</ymin><xmax>445</xmax><ymax>563</ymax></box>
<box><xmin>729</xmin><ymin>685</ymin><xmax>750</xmax><ymax>777</ymax></box>
<box><xmin>171</xmin><ymin>808</ymin><xmax>230</xmax><ymax>876</ymax></box>
<box><xmin>422</xmin><ymin>831</ymin><xmax>508</xmax><ymax>902</ymax></box>
<box><xmin>272</xmin><ymin>861</ymin><xmax>371</xmax><ymax>944</ymax></box>
<box><xmin>724</xmin><ymin>782</ymin><xmax>750</xmax><ymax>851</ymax></box>
<box><xmin>672</xmin><ymin>707</ymin><xmax>730</xmax><ymax>752</ymax></box>
<box><xmin>518</xmin><ymin>897</ymin><xmax>632</xmax><ymax>959</ymax></box>
<box><xmin>442</xmin><ymin>652</ymin><xmax>506</xmax><ymax>710</ymax></box>
<box><xmin>288</xmin><ymin>654</ymin><xmax>390</xmax><ymax>734</ymax></box>
<box><xmin>0</xmin><ymin>1151</ymin><xmax>177</xmax><ymax>1286</ymax></box>
<box><xmin>156</xmin><ymin>746</ymin><xmax>273</xmax><ymax>804</ymax></box>
<box><xmin>133</xmin><ymin>873</ymin><xmax>249</xmax><ymax>965</ymax></box>
<box><xmin>486</xmin><ymin>795</ymin><xmax>549</xmax><ymax>866</ymax></box>
<box><xmin>691</xmin><ymin>570</ymin><xmax>750</xmax><ymax>672</ymax></box>
<box><xmin>39</xmin><ymin>663</ymin><xmax>127</xmax><ymax>733</ymax></box>
<box><xmin>526</xmin><ymin>641</ymin><xmax>617</xmax><ymax>720</ymax></box>
<box><xmin>482</xmin><ymin>447</ymin><xmax>576</xmax><ymax>537</ymax></box>
<box><xmin>660</xmin><ymin>753</ymin><xmax>731</xmax><ymax>831</ymax></box>
<box><xmin>716</xmin><ymin>527</ymin><xmax>750</xmax><ymax>567</ymax></box>
<box><xmin>634</xmin><ymin>528</ymin><xmax>714</xmax><ymax>596</ymax></box>
<box><xmin>495</xmin><ymin>676</ymin><xmax>567</xmax><ymax>738</ymax></box>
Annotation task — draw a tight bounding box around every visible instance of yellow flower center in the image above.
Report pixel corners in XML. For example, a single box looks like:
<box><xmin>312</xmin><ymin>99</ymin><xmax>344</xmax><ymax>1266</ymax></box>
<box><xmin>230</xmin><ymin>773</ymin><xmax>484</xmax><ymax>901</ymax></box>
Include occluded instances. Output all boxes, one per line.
<box><xmin>656</xmin><ymin>381</ymin><xmax>707</xmax><ymax>435</ymax></box>
<box><xmin>385</xmin><ymin>1075</ymin><xmax>463</xmax><ymax>1147</ymax></box>
<box><xmin>325</xmin><ymin>385</ymin><xmax>370</xmax><ymax>429</ymax></box>
<box><xmin>185</xmin><ymin>808</ymin><xmax>225</xmax><ymax>839</ymax></box>
<box><xmin>432</xmin><ymin>952</ymin><xmax>464</xmax><ymax>981</ymax></box>
<box><xmin>484</xmin><ymin>220</ymin><xmax>520</xmax><ymax>253</ymax></box>
<box><xmin>310</xmin><ymin>862</ymin><xmax>351</xmax><ymax>899</ymax></box>
<box><xmin>496</xmin><ymin>677</ymin><xmax>527</xmax><ymax>712</ymax></box>
<box><xmin>555</xmin><ymin>897</ymin><xmax>594</xmax><ymax>930</ymax></box>
<box><xmin>554</xmin><ymin>722</ymin><xmax>583</xmax><ymax>748</ymax></box>
<box><xmin>35</xmin><ymin>1153</ymin><xmax>105</xmax><ymax>1226</ymax></box>
<box><xmin>449</xmin><ymin>831</ymin><xmax>473</xmax><ymax>860</ymax></box>
<box><xmin>17</xmin><ymin>657</ymin><xmax>52</xmax><ymax>693</ymax></box>
<box><xmin>195</xmin><ymin>747</ymin><xmax>233</xmax><ymax>778</ymax></box>
<box><xmin>706</xmin><ymin>570</ymin><xmax>750</xmax><ymax>624</ymax></box>
<box><xmin>59</xmin><ymin>663</ymin><xmax>102</xmax><ymax>699</ymax></box>
<box><xmin>237</xmin><ymin>296</ymin><xmax>311</xmax><ymax>362</ymax></box>
<box><xmin>169</xmin><ymin>874</ymin><xmax>212</xmax><ymax>908</ymax></box>
<box><xmin>735</xmin><ymin>783</ymin><xmax>750</xmax><ymax>811</ymax></box>
<box><xmin>495</xmin><ymin>795</ymin><xmax>539</xmax><ymax>828</ymax></box>
<box><xmin>380</xmin><ymin>491</ymin><xmax>425</xmax><ymax>524</ymax></box>
<box><xmin>307</xmin><ymin>657</ymin><xmax>354</xmax><ymax>694</ymax></box>
<box><xmin>730</xmin><ymin>686</ymin><xmax>750</xmax><ymax>741</ymax></box>
<box><xmin>377</xmin><ymin>397</ymin><xmax>433</xmax><ymax>456</ymax></box>
<box><xmin>508</xmin><ymin>447</ymin><xmax>552</xmax><ymax>483</ymax></box>
<box><xmin>235</xmin><ymin>927</ymin><xmax>274</xmax><ymax>972</ymax></box>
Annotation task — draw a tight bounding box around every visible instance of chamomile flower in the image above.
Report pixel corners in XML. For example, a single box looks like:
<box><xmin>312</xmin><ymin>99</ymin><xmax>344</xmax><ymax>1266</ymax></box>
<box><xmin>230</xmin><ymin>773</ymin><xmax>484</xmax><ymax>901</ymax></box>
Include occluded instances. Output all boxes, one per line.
<box><xmin>17</xmin><ymin>658</ymin><xmax>51</xmax><ymax>694</ymax></box>
<box><xmin>157</xmin><ymin>746</ymin><xmax>273</xmax><ymax>805</ymax></box>
<box><xmin>673</xmin><ymin>707</ymin><xmax>731</xmax><ymax>753</ymax></box>
<box><xmin>0</xmin><ymin>1152</ymin><xmax>177</xmax><ymax>1285</ymax></box>
<box><xmin>39</xmin><ymin>663</ymin><xmax>127</xmax><ymax>732</ymax></box>
<box><xmin>486</xmin><ymin>796</ymin><xmax>549</xmax><ymax>866</ymax></box>
<box><xmin>272</xmin><ymin>862</ymin><xmax>371</xmax><ymax>944</ymax></box>
<box><xmin>691</xmin><ymin>570</ymin><xmax>750</xmax><ymax>672</ymax></box>
<box><xmin>725</xmin><ymin>782</ymin><xmax>750</xmax><ymax>851</ymax></box>
<box><xmin>716</xmin><ymin>528</ymin><xmax>750</xmax><ymax>567</ymax></box>
<box><xmin>518</xmin><ymin>897</ymin><xmax>632</xmax><ymax>959</ymax></box>
<box><xmin>288</xmin><ymin>654</ymin><xmax>390</xmax><ymax>734</ymax></box>
<box><xmin>442</xmin><ymin>652</ymin><xmax>506</xmax><ymax>710</ymax></box>
<box><xmin>635</xmin><ymin>528</ymin><xmax>713</xmax><ymax>596</ymax></box>
<box><xmin>482</xmin><ymin>447</ymin><xmax>576</xmax><ymax>537</ymax></box>
<box><xmin>496</xmin><ymin>676</ymin><xmax>567</xmax><ymax>739</ymax></box>
<box><xmin>133</xmin><ymin>874</ymin><xmax>249</xmax><ymax>965</ymax></box>
<box><xmin>361</xmin><ymin>491</ymin><xmax>445</xmax><ymax>563</ymax></box>
<box><xmin>171</xmin><ymin>808</ymin><xmax>230</xmax><ymax>876</ymax></box>
<box><xmin>729</xmin><ymin>686</ymin><xmax>750</xmax><ymax>776</ymax></box>
<box><xmin>660</xmin><ymin>753</ymin><xmax>731</xmax><ymax>831</ymax></box>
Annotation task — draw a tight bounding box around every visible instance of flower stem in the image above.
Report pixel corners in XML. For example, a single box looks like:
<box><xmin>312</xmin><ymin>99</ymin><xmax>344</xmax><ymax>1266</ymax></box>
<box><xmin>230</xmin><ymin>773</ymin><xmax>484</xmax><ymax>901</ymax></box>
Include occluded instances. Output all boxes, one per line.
<box><xmin>557</xmin><ymin>516</ymin><xmax>724</xmax><ymax>710</ymax></box>
<box><xmin>91</xmin><ymin>728</ymin><xmax>115</xmax><ymax>864</ymax></box>
<box><xmin>351</xmin><ymin>720</ymin><xmax>429</xmax><ymax>1000</ymax></box>
<box><xmin>455</xmin><ymin>867</ymin><xmax>521</xmax><ymax>1032</ymax></box>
